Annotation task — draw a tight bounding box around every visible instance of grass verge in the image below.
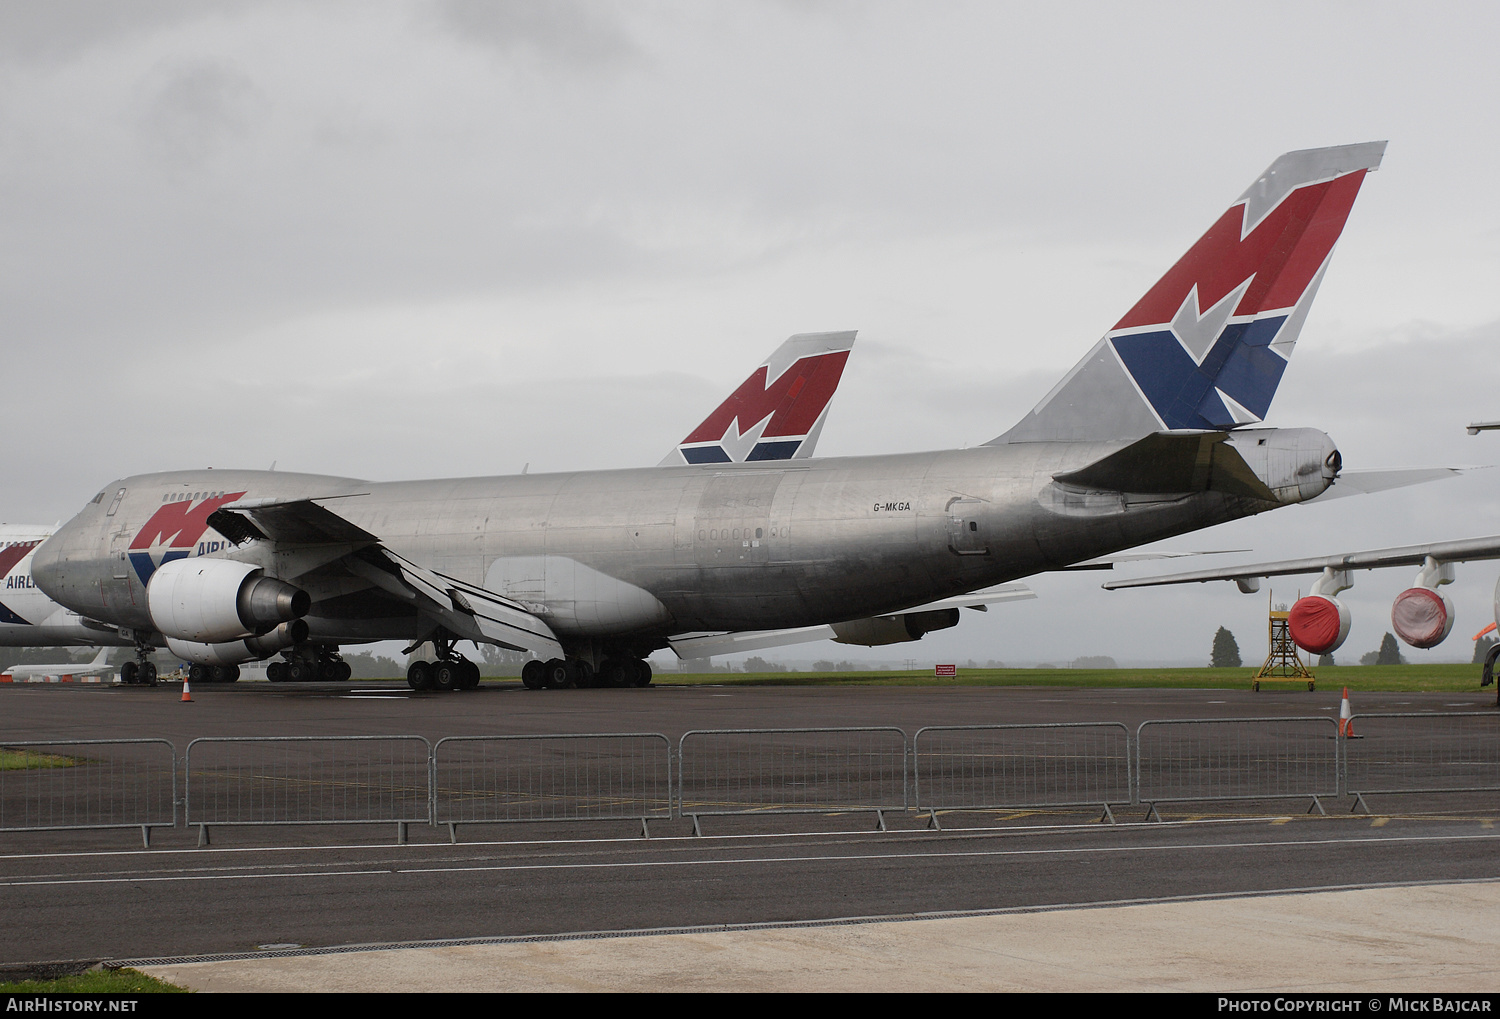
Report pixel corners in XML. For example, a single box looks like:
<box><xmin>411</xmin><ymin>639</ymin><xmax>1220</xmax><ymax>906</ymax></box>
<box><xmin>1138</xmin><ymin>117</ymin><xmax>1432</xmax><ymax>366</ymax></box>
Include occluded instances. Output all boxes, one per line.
<box><xmin>0</xmin><ymin>967</ymin><xmax>187</xmax><ymax>993</ymax></box>
<box><xmin>0</xmin><ymin>748</ymin><xmax>78</xmax><ymax>770</ymax></box>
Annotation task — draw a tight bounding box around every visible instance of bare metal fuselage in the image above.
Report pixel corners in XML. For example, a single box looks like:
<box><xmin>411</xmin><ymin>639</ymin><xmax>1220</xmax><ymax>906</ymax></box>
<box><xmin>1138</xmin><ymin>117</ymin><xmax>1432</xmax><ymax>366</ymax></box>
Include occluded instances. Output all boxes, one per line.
<box><xmin>32</xmin><ymin>435</ymin><xmax>1319</xmax><ymax>656</ymax></box>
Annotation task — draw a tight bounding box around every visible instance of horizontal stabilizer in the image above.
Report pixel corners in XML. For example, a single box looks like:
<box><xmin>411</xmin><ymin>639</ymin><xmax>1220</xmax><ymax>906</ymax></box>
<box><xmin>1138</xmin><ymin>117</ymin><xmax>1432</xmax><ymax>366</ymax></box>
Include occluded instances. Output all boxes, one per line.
<box><xmin>1103</xmin><ymin>535</ymin><xmax>1500</xmax><ymax>590</ymax></box>
<box><xmin>1304</xmin><ymin>466</ymin><xmax>1475</xmax><ymax>503</ymax></box>
<box><xmin>1053</xmin><ymin>431</ymin><xmax>1275</xmax><ymax>499</ymax></box>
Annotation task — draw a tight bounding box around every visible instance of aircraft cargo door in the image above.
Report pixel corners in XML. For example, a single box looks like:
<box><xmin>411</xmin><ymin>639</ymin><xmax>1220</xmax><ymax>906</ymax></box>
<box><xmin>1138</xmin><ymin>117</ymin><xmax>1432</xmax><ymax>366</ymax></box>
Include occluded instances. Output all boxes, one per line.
<box><xmin>693</xmin><ymin>472</ymin><xmax>781</xmax><ymax>568</ymax></box>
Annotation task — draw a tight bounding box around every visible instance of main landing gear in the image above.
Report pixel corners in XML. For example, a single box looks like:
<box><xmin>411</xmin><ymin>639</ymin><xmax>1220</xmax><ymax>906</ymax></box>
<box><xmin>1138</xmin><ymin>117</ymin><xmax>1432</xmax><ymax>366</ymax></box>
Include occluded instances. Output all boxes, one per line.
<box><xmin>267</xmin><ymin>646</ymin><xmax>352</xmax><ymax>683</ymax></box>
<box><xmin>187</xmin><ymin>664</ymin><xmax>241</xmax><ymax>684</ymax></box>
<box><xmin>521</xmin><ymin>657</ymin><xmax>652</xmax><ymax>690</ymax></box>
<box><xmin>119</xmin><ymin>646</ymin><xmax>158</xmax><ymax>687</ymax></box>
<box><xmin>406</xmin><ymin>636</ymin><xmax>480</xmax><ymax>692</ymax></box>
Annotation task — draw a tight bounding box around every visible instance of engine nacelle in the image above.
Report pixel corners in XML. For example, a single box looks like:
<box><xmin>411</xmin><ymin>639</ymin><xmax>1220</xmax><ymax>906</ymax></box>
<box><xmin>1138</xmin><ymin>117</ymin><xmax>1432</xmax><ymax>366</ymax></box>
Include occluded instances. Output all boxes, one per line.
<box><xmin>1392</xmin><ymin>587</ymin><xmax>1455</xmax><ymax>649</ymax></box>
<box><xmin>831</xmin><ymin>608</ymin><xmax>961</xmax><ymax>647</ymax></box>
<box><xmin>1288</xmin><ymin>594</ymin><xmax>1351</xmax><ymax>655</ymax></box>
<box><xmin>147</xmin><ymin>558</ymin><xmax>310</xmax><ymax>644</ymax></box>
<box><xmin>167</xmin><ymin>620</ymin><xmax>310</xmax><ymax>666</ymax></box>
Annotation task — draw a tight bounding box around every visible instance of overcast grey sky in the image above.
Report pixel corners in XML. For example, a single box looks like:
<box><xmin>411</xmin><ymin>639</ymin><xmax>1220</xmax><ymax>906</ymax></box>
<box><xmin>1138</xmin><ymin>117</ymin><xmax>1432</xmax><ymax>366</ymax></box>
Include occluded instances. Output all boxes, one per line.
<box><xmin>3</xmin><ymin>1</ymin><xmax>1498</xmax><ymax>666</ymax></box>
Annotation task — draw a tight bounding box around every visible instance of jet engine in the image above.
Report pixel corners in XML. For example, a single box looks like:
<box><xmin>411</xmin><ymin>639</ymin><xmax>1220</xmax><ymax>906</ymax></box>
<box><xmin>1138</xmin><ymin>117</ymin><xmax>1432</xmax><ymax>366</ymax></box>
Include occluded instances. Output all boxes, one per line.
<box><xmin>1287</xmin><ymin>567</ymin><xmax>1352</xmax><ymax>655</ymax></box>
<box><xmin>146</xmin><ymin>558</ymin><xmax>310</xmax><ymax>644</ymax></box>
<box><xmin>1391</xmin><ymin>557</ymin><xmax>1457</xmax><ymax>649</ymax></box>
<box><xmin>166</xmin><ymin>620</ymin><xmax>310</xmax><ymax>666</ymax></box>
<box><xmin>831</xmin><ymin>608</ymin><xmax>960</xmax><ymax>647</ymax></box>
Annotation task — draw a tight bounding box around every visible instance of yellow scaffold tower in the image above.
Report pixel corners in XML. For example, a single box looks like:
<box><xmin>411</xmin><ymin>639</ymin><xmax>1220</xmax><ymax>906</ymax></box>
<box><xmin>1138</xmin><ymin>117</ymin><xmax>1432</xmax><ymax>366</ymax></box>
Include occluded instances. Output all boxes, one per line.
<box><xmin>1254</xmin><ymin>593</ymin><xmax>1314</xmax><ymax>692</ymax></box>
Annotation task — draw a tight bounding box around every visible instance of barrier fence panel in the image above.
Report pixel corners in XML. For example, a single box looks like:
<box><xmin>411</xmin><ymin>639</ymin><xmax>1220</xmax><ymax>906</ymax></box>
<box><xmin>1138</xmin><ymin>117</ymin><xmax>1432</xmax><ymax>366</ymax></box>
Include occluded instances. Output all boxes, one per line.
<box><xmin>913</xmin><ymin>723</ymin><xmax>1132</xmax><ymax>825</ymax></box>
<box><xmin>1345</xmin><ymin>713</ymin><xmax>1500</xmax><ymax>810</ymax></box>
<box><xmin>1136</xmin><ymin>717</ymin><xmax>1340</xmax><ymax>817</ymax></box>
<box><xmin>184</xmin><ymin>736</ymin><xmax>431</xmax><ymax>842</ymax></box>
<box><xmin>678</xmin><ymin>727</ymin><xmax>907</xmax><ymax>832</ymax></box>
<box><xmin>433</xmin><ymin>734</ymin><xmax>672</xmax><ymax>839</ymax></box>
<box><xmin>0</xmin><ymin>739</ymin><xmax>177</xmax><ymax>846</ymax></box>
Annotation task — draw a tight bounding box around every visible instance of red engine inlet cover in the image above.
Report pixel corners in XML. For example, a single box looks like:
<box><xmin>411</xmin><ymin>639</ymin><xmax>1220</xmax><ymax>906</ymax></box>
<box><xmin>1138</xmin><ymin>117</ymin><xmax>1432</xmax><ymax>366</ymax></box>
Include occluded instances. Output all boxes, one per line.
<box><xmin>1391</xmin><ymin>587</ymin><xmax>1453</xmax><ymax>649</ymax></box>
<box><xmin>1288</xmin><ymin>594</ymin><xmax>1350</xmax><ymax>655</ymax></box>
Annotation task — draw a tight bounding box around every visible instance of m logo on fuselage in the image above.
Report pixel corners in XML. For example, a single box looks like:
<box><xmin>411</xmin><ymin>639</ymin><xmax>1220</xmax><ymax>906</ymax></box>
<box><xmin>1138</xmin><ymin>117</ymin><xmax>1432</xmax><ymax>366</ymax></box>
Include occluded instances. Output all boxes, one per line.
<box><xmin>128</xmin><ymin>491</ymin><xmax>246</xmax><ymax>585</ymax></box>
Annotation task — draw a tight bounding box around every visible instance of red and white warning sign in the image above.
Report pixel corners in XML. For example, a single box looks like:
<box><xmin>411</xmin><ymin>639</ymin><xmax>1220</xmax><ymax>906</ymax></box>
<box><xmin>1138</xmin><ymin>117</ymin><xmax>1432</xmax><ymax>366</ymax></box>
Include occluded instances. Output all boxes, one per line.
<box><xmin>934</xmin><ymin>664</ymin><xmax>957</xmax><ymax>677</ymax></box>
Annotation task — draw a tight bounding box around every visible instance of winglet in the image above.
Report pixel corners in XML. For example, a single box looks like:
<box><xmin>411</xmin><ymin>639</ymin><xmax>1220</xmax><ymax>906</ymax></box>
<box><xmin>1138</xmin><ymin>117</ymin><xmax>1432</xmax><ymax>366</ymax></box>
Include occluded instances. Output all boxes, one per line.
<box><xmin>993</xmin><ymin>142</ymin><xmax>1386</xmax><ymax>444</ymax></box>
<box><xmin>662</xmin><ymin>331</ymin><xmax>856</xmax><ymax>465</ymax></box>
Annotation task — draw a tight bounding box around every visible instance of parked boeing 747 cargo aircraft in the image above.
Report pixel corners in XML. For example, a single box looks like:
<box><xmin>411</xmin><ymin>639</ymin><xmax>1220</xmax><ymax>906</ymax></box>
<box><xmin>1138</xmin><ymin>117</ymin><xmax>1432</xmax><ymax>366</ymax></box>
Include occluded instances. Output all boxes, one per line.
<box><xmin>31</xmin><ymin>143</ymin><xmax>1386</xmax><ymax>692</ymax></box>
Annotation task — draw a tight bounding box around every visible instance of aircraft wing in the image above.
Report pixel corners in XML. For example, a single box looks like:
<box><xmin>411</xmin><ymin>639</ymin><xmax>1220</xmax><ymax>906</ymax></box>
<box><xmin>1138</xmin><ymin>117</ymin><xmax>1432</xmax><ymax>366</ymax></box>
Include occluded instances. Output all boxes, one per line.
<box><xmin>667</xmin><ymin>584</ymin><xmax>1034</xmax><ymax>658</ymax></box>
<box><xmin>1102</xmin><ymin>536</ymin><xmax>1500</xmax><ymax>590</ymax></box>
<box><xmin>208</xmin><ymin>499</ymin><xmax>566</xmax><ymax>661</ymax></box>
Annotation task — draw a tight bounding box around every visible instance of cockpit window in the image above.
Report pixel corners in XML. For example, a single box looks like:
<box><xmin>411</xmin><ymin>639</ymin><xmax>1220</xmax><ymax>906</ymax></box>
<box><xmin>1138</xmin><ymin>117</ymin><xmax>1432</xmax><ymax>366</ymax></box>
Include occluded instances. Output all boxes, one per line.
<box><xmin>105</xmin><ymin>488</ymin><xmax>126</xmax><ymax>517</ymax></box>
<box><xmin>91</xmin><ymin>492</ymin><xmax>105</xmax><ymax>505</ymax></box>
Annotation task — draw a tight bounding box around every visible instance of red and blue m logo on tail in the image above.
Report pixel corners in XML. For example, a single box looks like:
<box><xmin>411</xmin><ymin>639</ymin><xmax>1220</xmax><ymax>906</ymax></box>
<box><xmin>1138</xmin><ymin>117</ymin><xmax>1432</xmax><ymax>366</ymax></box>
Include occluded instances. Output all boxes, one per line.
<box><xmin>997</xmin><ymin>143</ymin><xmax>1385</xmax><ymax>443</ymax></box>
<box><xmin>665</xmin><ymin>331</ymin><xmax>856</xmax><ymax>465</ymax></box>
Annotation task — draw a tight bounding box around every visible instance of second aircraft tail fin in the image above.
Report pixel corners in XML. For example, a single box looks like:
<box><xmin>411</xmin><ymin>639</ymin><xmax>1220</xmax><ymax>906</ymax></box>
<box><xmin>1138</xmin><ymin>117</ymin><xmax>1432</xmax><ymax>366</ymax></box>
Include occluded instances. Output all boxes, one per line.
<box><xmin>662</xmin><ymin>331</ymin><xmax>856</xmax><ymax>465</ymax></box>
<box><xmin>994</xmin><ymin>142</ymin><xmax>1386</xmax><ymax>444</ymax></box>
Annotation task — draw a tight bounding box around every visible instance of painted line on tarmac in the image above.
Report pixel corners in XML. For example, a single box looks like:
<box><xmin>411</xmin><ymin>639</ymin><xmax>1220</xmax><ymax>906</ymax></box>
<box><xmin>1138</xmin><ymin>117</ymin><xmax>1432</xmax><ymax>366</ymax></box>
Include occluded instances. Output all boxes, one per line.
<box><xmin>6</xmin><ymin>831</ymin><xmax>1497</xmax><ymax>888</ymax></box>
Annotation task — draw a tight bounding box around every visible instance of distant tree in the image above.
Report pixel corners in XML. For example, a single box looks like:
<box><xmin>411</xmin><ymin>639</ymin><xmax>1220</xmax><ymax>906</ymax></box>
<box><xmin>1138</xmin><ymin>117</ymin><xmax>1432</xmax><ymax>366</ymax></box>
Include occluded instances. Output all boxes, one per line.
<box><xmin>1376</xmin><ymin>632</ymin><xmax>1405</xmax><ymax>666</ymax></box>
<box><xmin>1070</xmin><ymin>655</ymin><xmax>1117</xmax><ymax>669</ymax></box>
<box><xmin>812</xmin><ymin>660</ymin><xmax>836</xmax><ymax>672</ymax></box>
<box><xmin>1210</xmin><ymin>626</ymin><xmax>1242</xmax><ymax>668</ymax></box>
<box><xmin>1317</xmin><ymin>652</ymin><xmax>1336</xmax><ymax>667</ymax></box>
<box><xmin>1473</xmin><ymin>634</ymin><xmax>1497</xmax><ymax>665</ymax></box>
<box><xmin>1034</xmin><ymin>663</ymin><xmax>1058</xmax><ymax>669</ymax></box>
<box><xmin>742</xmin><ymin>656</ymin><xmax>786</xmax><ymax>674</ymax></box>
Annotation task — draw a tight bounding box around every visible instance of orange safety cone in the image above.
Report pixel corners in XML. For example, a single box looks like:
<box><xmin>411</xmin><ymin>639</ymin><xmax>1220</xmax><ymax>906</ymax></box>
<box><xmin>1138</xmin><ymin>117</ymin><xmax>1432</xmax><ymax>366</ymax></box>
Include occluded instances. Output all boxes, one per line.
<box><xmin>181</xmin><ymin>679</ymin><xmax>193</xmax><ymax>703</ymax></box>
<box><xmin>1338</xmin><ymin>686</ymin><xmax>1355</xmax><ymax>737</ymax></box>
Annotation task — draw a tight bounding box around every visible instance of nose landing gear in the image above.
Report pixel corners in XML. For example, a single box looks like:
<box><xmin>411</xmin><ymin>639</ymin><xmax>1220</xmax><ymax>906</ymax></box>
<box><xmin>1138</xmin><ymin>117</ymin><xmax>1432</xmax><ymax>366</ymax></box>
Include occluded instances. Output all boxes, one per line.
<box><xmin>120</xmin><ymin>646</ymin><xmax>158</xmax><ymax>687</ymax></box>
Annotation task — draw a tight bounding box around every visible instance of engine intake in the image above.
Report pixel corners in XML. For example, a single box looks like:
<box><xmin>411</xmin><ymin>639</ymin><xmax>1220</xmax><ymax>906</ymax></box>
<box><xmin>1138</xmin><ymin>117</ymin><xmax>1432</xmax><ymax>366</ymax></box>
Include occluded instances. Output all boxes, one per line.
<box><xmin>147</xmin><ymin>558</ymin><xmax>310</xmax><ymax>644</ymax></box>
<box><xmin>1288</xmin><ymin>594</ymin><xmax>1351</xmax><ymax>655</ymax></box>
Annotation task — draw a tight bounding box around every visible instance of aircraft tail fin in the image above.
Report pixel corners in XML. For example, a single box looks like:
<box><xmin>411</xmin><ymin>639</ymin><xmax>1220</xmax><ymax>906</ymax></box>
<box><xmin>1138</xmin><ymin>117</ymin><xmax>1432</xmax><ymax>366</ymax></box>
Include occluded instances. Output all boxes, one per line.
<box><xmin>994</xmin><ymin>142</ymin><xmax>1386</xmax><ymax>444</ymax></box>
<box><xmin>87</xmin><ymin>647</ymin><xmax>108</xmax><ymax>667</ymax></box>
<box><xmin>661</xmin><ymin>331</ymin><xmax>856</xmax><ymax>465</ymax></box>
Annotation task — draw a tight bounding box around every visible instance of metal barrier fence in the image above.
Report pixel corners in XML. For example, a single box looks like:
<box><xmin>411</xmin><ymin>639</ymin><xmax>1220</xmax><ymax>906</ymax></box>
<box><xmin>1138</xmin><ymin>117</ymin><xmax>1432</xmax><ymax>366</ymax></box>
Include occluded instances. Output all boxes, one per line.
<box><xmin>913</xmin><ymin>723</ymin><xmax>1132</xmax><ymax>826</ymax></box>
<box><xmin>184</xmin><ymin>736</ymin><xmax>432</xmax><ymax>844</ymax></box>
<box><xmin>1136</xmin><ymin>717</ymin><xmax>1341</xmax><ymax>818</ymax></box>
<box><xmin>0</xmin><ymin>739</ymin><xmax>177</xmax><ymax>847</ymax></box>
<box><xmin>678</xmin><ymin>727</ymin><xmax>908</xmax><ymax>833</ymax></box>
<box><xmin>433</xmin><ymin>733</ymin><xmax>672</xmax><ymax>839</ymax></box>
<box><xmin>1345</xmin><ymin>713</ymin><xmax>1500</xmax><ymax>812</ymax></box>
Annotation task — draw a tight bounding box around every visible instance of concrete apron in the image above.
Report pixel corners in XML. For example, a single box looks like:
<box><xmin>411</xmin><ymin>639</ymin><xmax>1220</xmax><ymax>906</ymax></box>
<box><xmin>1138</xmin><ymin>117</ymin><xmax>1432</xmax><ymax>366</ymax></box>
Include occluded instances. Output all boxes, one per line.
<box><xmin>139</xmin><ymin>880</ymin><xmax>1500</xmax><ymax>993</ymax></box>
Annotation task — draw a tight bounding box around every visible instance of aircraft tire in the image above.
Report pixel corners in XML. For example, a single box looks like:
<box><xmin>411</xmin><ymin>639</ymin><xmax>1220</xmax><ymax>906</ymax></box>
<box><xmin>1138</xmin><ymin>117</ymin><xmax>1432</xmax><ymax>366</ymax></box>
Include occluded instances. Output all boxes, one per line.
<box><xmin>633</xmin><ymin>659</ymin><xmax>652</xmax><ymax>687</ymax></box>
<box><xmin>521</xmin><ymin>660</ymin><xmax>545</xmax><ymax>690</ymax></box>
<box><xmin>543</xmin><ymin>659</ymin><xmax>572</xmax><ymax>689</ymax></box>
<box><xmin>407</xmin><ymin>661</ymin><xmax>431</xmax><ymax>691</ymax></box>
<box><xmin>597</xmin><ymin>659</ymin><xmax>624</xmax><ymax>688</ymax></box>
<box><xmin>336</xmin><ymin>661</ymin><xmax>352</xmax><ymax>682</ymax></box>
<box><xmin>222</xmin><ymin>665</ymin><xmax>240</xmax><ymax>683</ymax></box>
<box><xmin>288</xmin><ymin>661</ymin><xmax>310</xmax><ymax>682</ymax></box>
<box><xmin>432</xmin><ymin>662</ymin><xmax>459</xmax><ymax>691</ymax></box>
<box><xmin>460</xmin><ymin>660</ymin><xmax>480</xmax><ymax>689</ymax></box>
<box><xmin>573</xmin><ymin>659</ymin><xmax>596</xmax><ymax>689</ymax></box>
<box><xmin>121</xmin><ymin>661</ymin><xmax>139</xmax><ymax>686</ymax></box>
<box><xmin>267</xmin><ymin>662</ymin><xmax>288</xmax><ymax>683</ymax></box>
<box><xmin>189</xmin><ymin>664</ymin><xmax>211</xmax><ymax>684</ymax></box>
<box><xmin>141</xmin><ymin>662</ymin><xmax>158</xmax><ymax>687</ymax></box>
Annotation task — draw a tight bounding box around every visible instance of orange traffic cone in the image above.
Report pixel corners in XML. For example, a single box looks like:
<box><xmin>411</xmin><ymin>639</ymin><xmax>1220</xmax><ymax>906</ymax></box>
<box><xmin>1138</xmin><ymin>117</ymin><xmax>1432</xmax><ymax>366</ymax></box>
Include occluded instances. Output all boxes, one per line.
<box><xmin>1338</xmin><ymin>686</ymin><xmax>1355</xmax><ymax>737</ymax></box>
<box><xmin>181</xmin><ymin>679</ymin><xmax>193</xmax><ymax>703</ymax></box>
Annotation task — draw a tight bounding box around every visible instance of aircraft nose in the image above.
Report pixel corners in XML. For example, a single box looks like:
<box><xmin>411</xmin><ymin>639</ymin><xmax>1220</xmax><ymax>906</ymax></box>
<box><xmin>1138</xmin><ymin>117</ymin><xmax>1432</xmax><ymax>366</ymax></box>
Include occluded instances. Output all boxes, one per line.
<box><xmin>30</xmin><ymin>532</ymin><xmax>66</xmax><ymax>599</ymax></box>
